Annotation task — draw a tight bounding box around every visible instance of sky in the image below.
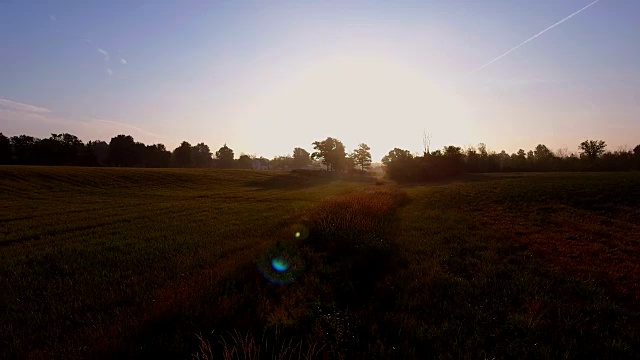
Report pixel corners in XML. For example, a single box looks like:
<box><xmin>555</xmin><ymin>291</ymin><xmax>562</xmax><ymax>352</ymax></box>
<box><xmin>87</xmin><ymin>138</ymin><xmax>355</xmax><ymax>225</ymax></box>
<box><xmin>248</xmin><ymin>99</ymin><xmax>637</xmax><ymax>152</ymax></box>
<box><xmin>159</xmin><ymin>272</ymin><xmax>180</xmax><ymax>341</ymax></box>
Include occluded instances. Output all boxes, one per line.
<box><xmin>1</xmin><ymin>0</ymin><xmax>639</xmax><ymax>161</ymax></box>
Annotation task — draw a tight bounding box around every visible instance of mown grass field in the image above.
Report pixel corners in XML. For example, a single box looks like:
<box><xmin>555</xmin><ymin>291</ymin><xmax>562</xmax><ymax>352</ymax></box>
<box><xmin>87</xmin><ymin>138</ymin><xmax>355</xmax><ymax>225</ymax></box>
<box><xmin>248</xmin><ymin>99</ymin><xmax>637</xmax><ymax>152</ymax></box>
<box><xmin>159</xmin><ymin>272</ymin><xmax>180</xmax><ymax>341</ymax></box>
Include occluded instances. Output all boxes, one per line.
<box><xmin>1</xmin><ymin>167</ymin><xmax>639</xmax><ymax>359</ymax></box>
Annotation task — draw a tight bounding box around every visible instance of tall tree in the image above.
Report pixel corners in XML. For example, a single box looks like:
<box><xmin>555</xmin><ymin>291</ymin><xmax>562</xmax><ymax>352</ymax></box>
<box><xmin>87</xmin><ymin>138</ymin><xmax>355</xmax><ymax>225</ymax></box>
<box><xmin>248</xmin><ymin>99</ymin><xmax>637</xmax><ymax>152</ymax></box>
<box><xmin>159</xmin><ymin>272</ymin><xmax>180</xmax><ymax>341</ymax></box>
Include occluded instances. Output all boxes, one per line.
<box><xmin>381</xmin><ymin>148</ymin><xmax>415</xmax><ymax>181</ymax></box>
<box><xmin>579</xmin><ymin>140</ymin><xmax>607</xmax><ymax>166</ymax></box>
<box><xmin>10</xmin><ymin>135</ymin><xmax>39</xmax><ymax>164</ymax></box>
<box><xmin>87</xmin><ymin>140</ymin><xmax>109</xmax><ymax>165</ymax></box>
<box><xmin>0</xmin><ymin>133</ymin><xmax>12</xmax><ymax>164</ymax></box>
<box><xmin>292</xmin><ymin>147</ymin><xmax>311</xmax><ymax>169</ymax></box>
<box><xmin>351</xmin><ymin>143</ymin><xmax>372</xmax><ymax>171</ymax></box>
<box><xmin>145</xmin><ymin>144</ymin><xmax>171</xmax><ymax>168</ymax></box>
<box><xmin>216</xmin><ymin>144</ymin><xmax>235</xmax><ymax>169</ymax></box>
<box><xmin>173</xmin><ymin>141</ymin><xmax>193</xmax><ymax>168</ymax></box>
<box><xmin>192</xmin><ymin>142</ymin><xmax>212</xmax><ymax>168</ymax></box>
<box><xmin>108</xmin><ymin>135</ymin><xmax>137</xmax><ymax>167</ymax></box>
<box><xmin>311</xmin><ymin>137</ymin><xmax>346</xmax><ymax>171</ymax></box>
<box><xmin>382</xmin><ymin>148</ymin><xmax>413</xmax><ymax>165</ymax></box>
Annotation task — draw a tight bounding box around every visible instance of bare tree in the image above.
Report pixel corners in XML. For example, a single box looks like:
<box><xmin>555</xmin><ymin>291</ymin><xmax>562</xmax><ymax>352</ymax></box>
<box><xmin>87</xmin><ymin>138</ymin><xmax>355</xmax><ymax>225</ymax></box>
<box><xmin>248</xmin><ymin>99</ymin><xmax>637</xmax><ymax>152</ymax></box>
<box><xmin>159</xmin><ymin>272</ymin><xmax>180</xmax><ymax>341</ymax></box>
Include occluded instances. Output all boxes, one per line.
<box><xmin>422</xmin><ymin>130</ymin><xmax>432</xmax><ymax>156</ymax></box>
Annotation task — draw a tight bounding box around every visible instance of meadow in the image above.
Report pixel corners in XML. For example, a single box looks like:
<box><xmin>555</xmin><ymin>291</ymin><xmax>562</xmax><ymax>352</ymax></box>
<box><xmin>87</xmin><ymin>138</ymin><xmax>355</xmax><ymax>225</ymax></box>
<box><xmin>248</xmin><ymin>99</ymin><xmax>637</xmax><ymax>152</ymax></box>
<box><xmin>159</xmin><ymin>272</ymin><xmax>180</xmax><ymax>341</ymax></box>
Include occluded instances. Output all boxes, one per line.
<box><xmin>1</xmin><ymin>167</ymin><xmax>639</xmax><ymax>359</ymax></box>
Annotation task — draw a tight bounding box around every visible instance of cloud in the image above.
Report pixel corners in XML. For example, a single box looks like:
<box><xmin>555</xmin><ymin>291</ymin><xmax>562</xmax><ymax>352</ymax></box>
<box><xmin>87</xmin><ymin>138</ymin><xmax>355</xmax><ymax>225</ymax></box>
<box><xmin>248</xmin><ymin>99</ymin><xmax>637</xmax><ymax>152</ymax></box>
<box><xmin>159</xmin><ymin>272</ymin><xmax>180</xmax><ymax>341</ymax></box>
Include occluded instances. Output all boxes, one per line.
<box><xmin>0</xmin><ymin>100</ymin><xmax>168</xmax><ymax>144</ymax></box>
<box><xmin>97</xmin><ymin>48</ymin><xmax>110</xmax><ymax>60</ymax></box>
<box><xmin>85</xmin><ymin>39</ymin><xmax>93</xmax><ymax>45</ymax></box>
<box><xmin>89</xmin><ymin>119</ymin><xmax>166</xmax><ymax>141</ymax></box>
<box><xmin>120</xmin><ymin>58</ymin><xmax>127</xmax><ymax>65</ymax></box>
<box><xmin>0</xmin><ymin>98</ymin><xmax>52</xmax><ymax>114</ymax></box>
<box><xmin>49</xmin><ymin>15</ymin><xmax>57</xmax><ymax>22</ymax></box>
<box><xmin>470</xmin><ymin>0</ymin><xmax>600</xmax><ymax>74</ymax></box>
<box><xmin>106</xmin><ymin>68</ymin><xmax>113</xmax><ymax>76</ymax></box>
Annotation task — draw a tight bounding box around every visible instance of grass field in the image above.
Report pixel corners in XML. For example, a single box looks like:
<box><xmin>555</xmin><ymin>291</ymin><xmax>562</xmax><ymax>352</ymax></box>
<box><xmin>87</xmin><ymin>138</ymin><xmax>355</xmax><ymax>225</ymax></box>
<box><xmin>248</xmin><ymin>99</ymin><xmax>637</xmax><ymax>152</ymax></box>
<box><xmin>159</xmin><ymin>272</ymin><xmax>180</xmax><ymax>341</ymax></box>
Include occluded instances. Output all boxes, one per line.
<box><xmin>1</xmin><ymin>167</ymin><xmax>639</xmax><ymax>359</ymax></box>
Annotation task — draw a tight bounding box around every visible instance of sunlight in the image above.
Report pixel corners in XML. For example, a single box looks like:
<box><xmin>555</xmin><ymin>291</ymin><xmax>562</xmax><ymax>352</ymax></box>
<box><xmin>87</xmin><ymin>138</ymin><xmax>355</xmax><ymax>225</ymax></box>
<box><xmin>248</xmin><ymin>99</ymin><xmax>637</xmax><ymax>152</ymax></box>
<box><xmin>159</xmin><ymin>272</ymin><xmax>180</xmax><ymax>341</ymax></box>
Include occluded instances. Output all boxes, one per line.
<box><xmin>241</xmin><ymin>55</ymin><xmax>472</xmax><ymax>157</ymax></box>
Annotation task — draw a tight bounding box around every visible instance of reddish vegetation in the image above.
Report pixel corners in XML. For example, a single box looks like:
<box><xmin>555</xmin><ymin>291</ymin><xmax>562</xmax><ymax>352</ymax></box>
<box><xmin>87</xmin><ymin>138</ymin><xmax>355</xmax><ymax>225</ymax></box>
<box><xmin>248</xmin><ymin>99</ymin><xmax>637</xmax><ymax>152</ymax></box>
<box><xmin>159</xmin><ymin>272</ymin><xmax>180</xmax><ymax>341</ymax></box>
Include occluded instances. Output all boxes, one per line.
<box><xmin>481</xmin><ymin>206</ymin><xmax>640</xmax><ymax>306</ymax></box>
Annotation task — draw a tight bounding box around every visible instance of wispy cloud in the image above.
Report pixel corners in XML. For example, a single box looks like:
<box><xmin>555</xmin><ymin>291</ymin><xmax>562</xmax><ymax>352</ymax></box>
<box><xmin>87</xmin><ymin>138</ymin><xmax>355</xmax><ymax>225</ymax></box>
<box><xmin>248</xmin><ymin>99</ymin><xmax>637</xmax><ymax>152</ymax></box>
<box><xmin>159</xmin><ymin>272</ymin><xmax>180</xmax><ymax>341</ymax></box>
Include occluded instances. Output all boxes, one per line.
<box><xmin>470</xmin><ymin>0</ymin><xmax>600</xmax><ymax>74</ymax></box>
<box><xmin>0</xmin><ymin>98</ymin><xmax>52</xmax><ymax>114</ymax></box>
<box><xmin>90</xmin><ymin>119</ymin><xmax>166</xmax><ymax>141</ymax></box>
<box><xmin>49</xmin><ymin>15</ymin><xmax>57</xmax><ymax>22</ymax></box>
<box><xmin>0</xmin><ymin>99</ymin><xmax>167</xmax><ymax>144</ymax></box>
<box><xmin>120</xmin><ymin>58</ymin><xmax>127</xmax><ymax>65</ymax></box>
<box><xmin>106</xmin><ymin>68</ymin><xmax>113</xmax><ymax>76</ymax></box>
<box><xmin>97</xmin><ymin>48</ymin><xmax>110</xmax><ymax>61</ymax></box>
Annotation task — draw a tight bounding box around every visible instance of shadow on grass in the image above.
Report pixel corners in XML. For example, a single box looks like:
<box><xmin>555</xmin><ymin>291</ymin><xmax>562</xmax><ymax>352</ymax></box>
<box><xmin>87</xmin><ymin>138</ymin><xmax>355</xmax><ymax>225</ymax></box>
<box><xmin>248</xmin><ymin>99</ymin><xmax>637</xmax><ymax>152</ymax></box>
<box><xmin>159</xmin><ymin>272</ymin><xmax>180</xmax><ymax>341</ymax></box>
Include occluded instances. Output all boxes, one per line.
<box><xmin>245</xmin><ymin>170</ymin><xmax>376</xmax><ymax>190</ymax></box>
<box><xmin>396</xmin><ymin>173</ymin><xmax>527</xmax><ymax>187</ymax></box>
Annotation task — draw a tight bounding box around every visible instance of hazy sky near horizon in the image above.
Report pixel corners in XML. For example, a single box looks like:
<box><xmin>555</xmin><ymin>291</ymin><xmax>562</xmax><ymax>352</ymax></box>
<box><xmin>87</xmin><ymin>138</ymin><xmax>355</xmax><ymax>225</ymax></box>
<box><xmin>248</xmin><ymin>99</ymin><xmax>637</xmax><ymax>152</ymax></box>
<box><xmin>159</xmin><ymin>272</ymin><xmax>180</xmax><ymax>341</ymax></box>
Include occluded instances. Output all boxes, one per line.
<box><xmin>1</xmin><ymin>0</ymin><xmax>639</xmax><ymax>161</ymax></box>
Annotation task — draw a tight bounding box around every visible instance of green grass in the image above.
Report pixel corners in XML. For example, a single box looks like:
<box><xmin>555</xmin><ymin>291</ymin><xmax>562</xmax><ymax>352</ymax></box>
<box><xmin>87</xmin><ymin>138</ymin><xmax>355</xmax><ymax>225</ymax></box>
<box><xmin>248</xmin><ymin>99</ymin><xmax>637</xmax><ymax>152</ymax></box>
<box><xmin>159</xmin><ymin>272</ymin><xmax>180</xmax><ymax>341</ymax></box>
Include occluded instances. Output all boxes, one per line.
<box><xmin>0</xmin><ymin>166</ymin><xmax>367</xmax><ymax>359</ymax></box>
<box><xmin>2</xmin><ymin>168</ymin><xmax>639</xmax><ymax>359</ymax></box>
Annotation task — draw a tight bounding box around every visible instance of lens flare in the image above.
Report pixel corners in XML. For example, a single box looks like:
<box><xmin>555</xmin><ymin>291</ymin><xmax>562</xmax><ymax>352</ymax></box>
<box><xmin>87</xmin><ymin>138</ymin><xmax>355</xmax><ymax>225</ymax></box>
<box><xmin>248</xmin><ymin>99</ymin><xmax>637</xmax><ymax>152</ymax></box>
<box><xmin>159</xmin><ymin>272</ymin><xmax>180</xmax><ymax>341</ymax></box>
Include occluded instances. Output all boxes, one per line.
<box><xmin>271</xmin><ymin>257</ymin><xmax>290</xmax><ymax>272</ymax></box>
<box><xmin>291</xmin><ymin>224</ymin><xmax>309</xmax><ymax>240</ymax></box>
<box><xmin>257</xmin><ymin>241</ymin><xmax>304</xmax><ymax>284</ymax></box>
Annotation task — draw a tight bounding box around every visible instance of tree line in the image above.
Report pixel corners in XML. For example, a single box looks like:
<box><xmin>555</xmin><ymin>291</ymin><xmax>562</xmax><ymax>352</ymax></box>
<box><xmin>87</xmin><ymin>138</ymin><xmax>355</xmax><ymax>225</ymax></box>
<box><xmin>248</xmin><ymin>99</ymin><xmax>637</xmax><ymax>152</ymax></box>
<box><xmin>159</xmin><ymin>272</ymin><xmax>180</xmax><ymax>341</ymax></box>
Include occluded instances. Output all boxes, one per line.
<box><xmin>381</xmin><ymin>140</ymin><xmax>640</xmax><ymax>182</ymax></box>
<box><xmin>0</xmin><ymin>132</ymin><xmax>326</xmax><ymax>170</ymax></box>
<box><xmin>1</xmin><ymin>132</ymin><xmax>638</xmax><ymax>180</ymax></box>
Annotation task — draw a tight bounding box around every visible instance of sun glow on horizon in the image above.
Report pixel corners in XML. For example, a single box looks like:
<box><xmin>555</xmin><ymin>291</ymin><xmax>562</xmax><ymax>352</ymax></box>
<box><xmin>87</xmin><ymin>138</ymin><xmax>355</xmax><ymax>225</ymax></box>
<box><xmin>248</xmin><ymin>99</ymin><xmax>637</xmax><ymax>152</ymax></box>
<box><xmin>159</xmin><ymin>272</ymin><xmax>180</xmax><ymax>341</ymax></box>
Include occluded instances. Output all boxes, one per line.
<box><xmin>234</xmin><ymin>55</ymin><xmax>473</xmax><ymax>160</ymax></box>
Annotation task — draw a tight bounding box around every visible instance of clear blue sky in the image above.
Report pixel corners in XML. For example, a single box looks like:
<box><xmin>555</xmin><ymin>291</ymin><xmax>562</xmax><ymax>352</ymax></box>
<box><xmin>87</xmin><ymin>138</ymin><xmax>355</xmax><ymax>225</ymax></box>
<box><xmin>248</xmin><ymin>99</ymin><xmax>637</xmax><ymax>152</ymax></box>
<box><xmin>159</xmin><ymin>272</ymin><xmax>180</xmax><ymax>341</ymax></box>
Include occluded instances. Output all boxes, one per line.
<box><xmin>1</xmin><ymin>0</ymin><xmax>638</xmax><ymax>160</ymax></box>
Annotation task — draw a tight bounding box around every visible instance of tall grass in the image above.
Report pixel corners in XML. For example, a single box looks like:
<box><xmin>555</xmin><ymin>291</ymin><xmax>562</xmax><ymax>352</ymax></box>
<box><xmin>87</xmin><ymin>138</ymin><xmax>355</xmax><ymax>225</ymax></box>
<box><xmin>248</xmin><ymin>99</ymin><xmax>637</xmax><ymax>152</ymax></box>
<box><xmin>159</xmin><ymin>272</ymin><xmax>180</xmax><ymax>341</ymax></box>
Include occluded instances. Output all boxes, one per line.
<box><xmin>193</xmin><ymin>185</ymin><xmax>411</xmax><ymax>359</ymax></box>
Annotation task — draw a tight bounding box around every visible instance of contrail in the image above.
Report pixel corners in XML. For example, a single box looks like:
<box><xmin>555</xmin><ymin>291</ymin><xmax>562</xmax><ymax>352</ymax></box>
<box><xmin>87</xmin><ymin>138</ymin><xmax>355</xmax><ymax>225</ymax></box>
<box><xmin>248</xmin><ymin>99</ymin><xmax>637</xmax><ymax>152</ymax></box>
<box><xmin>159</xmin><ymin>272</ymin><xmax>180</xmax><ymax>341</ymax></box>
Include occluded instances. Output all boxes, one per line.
<box><xmin>470</xmin><ymin>0</ymin><xmax>600</xmax><ymax>74</ymax></box>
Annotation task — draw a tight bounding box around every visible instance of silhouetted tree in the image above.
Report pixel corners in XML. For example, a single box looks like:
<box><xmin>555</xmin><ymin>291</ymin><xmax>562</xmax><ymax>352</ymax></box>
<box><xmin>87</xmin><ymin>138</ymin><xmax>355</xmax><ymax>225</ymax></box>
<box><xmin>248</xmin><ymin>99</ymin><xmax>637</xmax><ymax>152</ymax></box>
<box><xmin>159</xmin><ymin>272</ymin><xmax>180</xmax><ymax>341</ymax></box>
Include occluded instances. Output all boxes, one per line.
<box><xmin>10</xmin><ymin>135</ymin><xmax>39</xmax><ymax>164</ymax></box>
<box><xmin>237</xmin><ymin>154</ymin><xmax>253</xmax><ymax>169</ymax></box>
<box><xmin>192</xmin><ymin>143</ymin><xmax>212</xmax><ymax>168</ymax></box>
<box><xmin>132</xmin><ymin>142</ymin><xmax>146</xmax><ymax>166</ymax></box>
<box><xmin>442</xmin><ymin>146</ymin><xmax>465</xmax><ymax>175</ymax></box>
<box><xmin>351</xmin><ymin>143</ymin><xmax>372</xmax><ymax>171</ymax></box>
<box><xmin>87</xmin><ymin>140</ymin><xmax>109</xmax><ymax>165</ymax></box>
<box><xmin>579</xmin><ymin>140</ymin><xmax>607</xmax><ymax>167</ymax></box>
<box><xmin>0</xmin><ymin>133</ymin><xmax>13</xmax><ymax>164</ymax></box>
<box><xmin>311</xmin><ymin>137</ymin><xmax>346</xmax><ymax>171</ymax></box>
<box><xmin>382</xmin><ymin>148</ymin><xmax>415</xmax><ymax>181</ymax></box>
<box><xmin>145</xmin><ymin>144</ymin><xmax>171</xmax><ymax>168</ymax></box>
<box><xmin>108</xmin><ymin>135</ymin><xmax>137</xmax><ymax>167</ymax></box>
<box><xmin>216</xmin><ymin>144</ymin><xmax>234</xmax><ymax>169</ymax></box>
<box><xmin>292</xmin><ymin>147</ymin><xmax>311</xmax><ymax>169</ymax></box>
<box><xmin>35</xmin><ymin>133</ymin><xmax>84</xmax><ymax>165</ymax></box>
<box><xmin>173</xmin><ymin>141</ymin><xmax>193</xmax><ymax>168</ymax></box>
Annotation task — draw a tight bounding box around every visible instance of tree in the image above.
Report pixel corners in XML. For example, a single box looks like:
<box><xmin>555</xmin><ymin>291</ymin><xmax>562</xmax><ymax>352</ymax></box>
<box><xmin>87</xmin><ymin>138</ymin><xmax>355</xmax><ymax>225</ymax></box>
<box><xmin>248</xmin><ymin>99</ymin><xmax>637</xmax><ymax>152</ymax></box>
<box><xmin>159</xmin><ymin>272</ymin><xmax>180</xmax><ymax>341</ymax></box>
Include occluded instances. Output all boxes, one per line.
<box><xmin>382</xmin><ymin>148</ymin><xmax>412</xmax><ymax>165</ymax></box>
<box><xmin>292</xmin><ymin>147</ymin><xmax>311</xmax><ymax>169</ymax></box>
<box><xmin>579</xmin><ymin>140</ymin><xmax>607</xmax><ymax>166</ymax></box>
<box><xmin>173</xmin><ymin>141</ymin><xmax>193</xmax><ymax>168</ymax></box>
<box><xmin>37</xmin><ymin>133</ymin><xmax>85</xmax><ymax>165</ymax></box>
<box><xmin>270</xmin><ymin>155</ymin><xmax>293</xmax><ymax>170</ymax></box>
<box><xmin>145</xmin><ymin>144</ymin><xmax>171</xmax><ymax>168</ymax></box>
<box><xmin>351</xmin><ymin>143</ymin><xmax>372</xmax><ymax>171</ymax></box>
<box><xmin>0</xmin><ymin>133</ymin><xmax>12</xmax><ymax>164</ymax></box>
<box><xmin>534</xmin><ymin>144</ymin><xmax>553</xmax><ymax>160</ymax></box>
<box><xmin>311</xmin><ymin>137</ymin><xmax>346</xmax><ymax>171</ymax></box>
<box><xmin>237</xmin><ymin>154</ymin><xmax>253</xmax><ymax>169</ymax></box>
<box><xmin>381</xmin><ymin>148</ymin><xmax>415</xmax><ymax>181</ymax></box>
<box><xmin>108</xmin><ymin>135</ymin><xmax>137</xmax><ymax>167</ymax></box>
<box><xmin>442</xmin><ymin>146</ymin><xmax>465</xmax><ymax>175</ymax></box>
<box><xmin>10</xmin><ymin>135</ymin><xmax>39</xmax><ymax>164</ymax></box>
<box><xmin>192</xmin><ymin>143</ymin><xmax>212</xmax><ymax>168</ymax></box>
<box><xmin>216</xmin><ymin>144</ymin><xmax>235</xmax><ymax>169</ymax></box>
<box><xmin>87</xmin><ymin>140</ymin><xmax>109</xmax><ymax>165</ymax></box>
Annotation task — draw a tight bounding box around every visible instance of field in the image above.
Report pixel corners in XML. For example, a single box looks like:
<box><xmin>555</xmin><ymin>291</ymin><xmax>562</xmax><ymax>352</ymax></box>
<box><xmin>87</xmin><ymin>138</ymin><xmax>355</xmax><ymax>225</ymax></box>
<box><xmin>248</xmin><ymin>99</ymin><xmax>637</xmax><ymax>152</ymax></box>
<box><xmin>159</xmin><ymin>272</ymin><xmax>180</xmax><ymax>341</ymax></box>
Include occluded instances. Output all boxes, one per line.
<box><xmin>1</xmin><ymin>167</ymin><xmax>639</xmax><ymax>359</ymax></box>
